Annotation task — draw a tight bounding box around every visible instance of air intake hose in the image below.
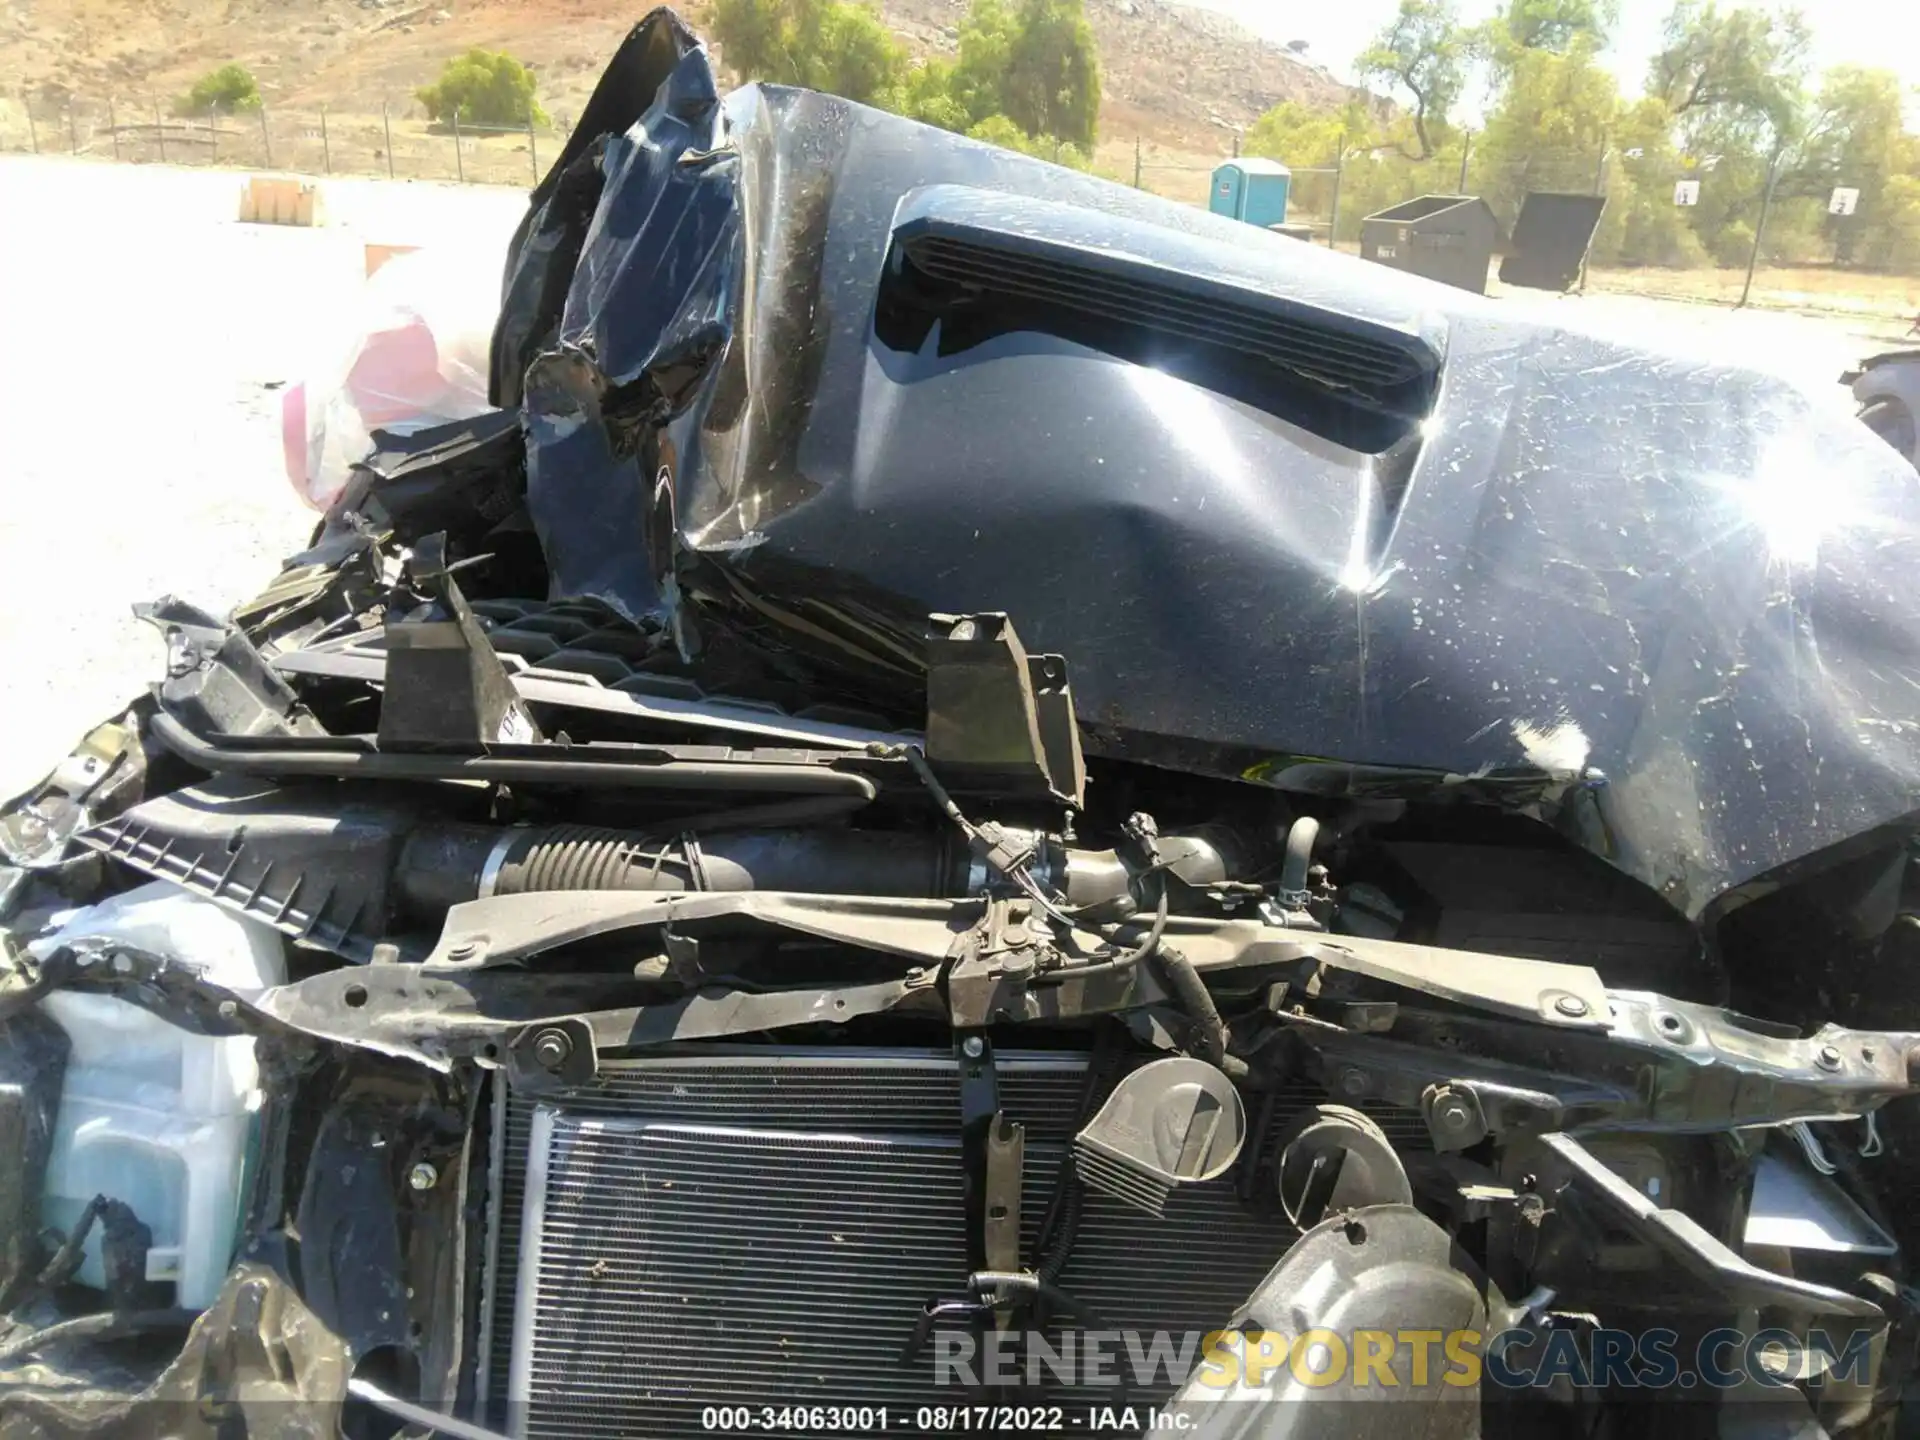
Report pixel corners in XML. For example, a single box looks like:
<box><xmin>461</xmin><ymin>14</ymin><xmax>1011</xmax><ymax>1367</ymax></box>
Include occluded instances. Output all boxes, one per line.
<box><xmin>395</xmin><ymin>824</ymin><xmax>976</xmax><ymax>917</ymax></box>
<box><xmin>395</xmin><ymin>823</ymin><xmax>1240</xmax><ymax>919</ymax></box>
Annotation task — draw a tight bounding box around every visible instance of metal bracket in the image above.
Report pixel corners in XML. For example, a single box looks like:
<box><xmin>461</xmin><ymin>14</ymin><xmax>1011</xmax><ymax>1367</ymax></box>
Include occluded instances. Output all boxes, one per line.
<box><xmin>955</xmin><ymin>1032</ymin><xmax>1003</xmax><ymax>1277</ymax></box>
<box><xmin>378</xmin><ymin>532</ymin><xmax>543</xmax><ymax>751</ymax></box>
<box><xmin>984</xmin><ymin>1113</ymin><xmax>1026</xmax><ymax>1281</ymax></box>
<box><xmin>924</xmin><ymin>613</ymin><xmax>1084</xmax><ymax>807</ymax></box>
<box><xmin>1537</xmin><ymin>1133</ymin><xmax>1888</xmax><ymax>1321</ymax></box>
<box><xmin>505</xmin><ymin>1018</ymin><xmax>597</xmax><ymax>1093</ymax></box>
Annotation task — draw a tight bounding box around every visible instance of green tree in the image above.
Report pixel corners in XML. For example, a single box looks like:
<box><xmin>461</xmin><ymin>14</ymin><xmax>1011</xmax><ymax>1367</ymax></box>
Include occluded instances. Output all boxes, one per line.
<box><xmin>1778</xmin><ymin>67</ymin><xmax>1916</xmax><ymax>263</ymax></box>
<box><xmin>181</xmin><ymin>63</ymin><xmax>261</xmax><ymax>116</ymax></box>
<box><xmin>1356</xmin><ymin>0</ymin><xmax>1468</xmax><ymax>161</ymax></box>
<box><xmin>1711</xmin><ymin>217</ymin><xmax>1755</xmax><ymax>266</ymax></box>
<box><xmin>1597</xmin><ymin>96</ymin><xmax>1712</xmax><ymax>266</ymax></box>
<box><xmin>1244</xmin><ymin>101</ymin><xmax>1348</xmax><ymax>167</ymax></box>
<box><xmin>1499</xmin><ymin>0</ymin><xmax>1617</xmax><ymax>52</ymax></box>
<box><xmin>886</xmin><ymin>59</ymin><xmax>973</xmax><ymax>131</ymax></box>
<box><xmin>1869</xmin><ymin>174</ymin><xmax>1920</xmax><ymax>270</ymax></box>
<box><xmin>1646</xmin><ymin>0</ymin><xmax>1809</xmax><ymax>139</ymax></box>
<box><xmin>1243</xmin><ymin>99</ymin><xmax>1373</xmax><ymax>217</ymax></box>
<box><xmin>712</xmin><ymin>0</ymin><xmax>908</xmax><ymax>105</ymax></box>
<box><xmin>999</xmin><ymin>0</ymin><xmax>1101</xmax><ymax>148</ymax></box>
<box><xmin>965</xmin><ymin>113</ymin><xmax>1093</xmax><ymax>169</ymax></box>
<box><xmin>869</xmin><ymin>0</ymin><xmax>1100</xmax><ymax>155</ymax></box>
<box><xmin>415</xmin><ymin>49</ymin><xmax>548</xmax><ymax>126</ymax></box>
<box><xmin>947</xmin><ymin>0</ymin><xmax>1019</xmax><ymax>123</ymax></box>
<box><xmin>1474</xmin><ymin>35</ymin><xmax>1618</xmax><ymax>225</ymax></box>
<box><xmin>1472</xmin><ymin>0</ymin><xmax>1616</xmax><ymax>88</ymax></box>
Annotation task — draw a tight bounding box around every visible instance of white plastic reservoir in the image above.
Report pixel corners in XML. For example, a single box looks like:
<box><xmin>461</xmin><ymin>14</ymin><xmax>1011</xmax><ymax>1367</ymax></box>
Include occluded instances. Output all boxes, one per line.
<box><xmin>30</xmin><ymin>882</ymin><xmax>286</xmax><ymax>1309</ymax></box>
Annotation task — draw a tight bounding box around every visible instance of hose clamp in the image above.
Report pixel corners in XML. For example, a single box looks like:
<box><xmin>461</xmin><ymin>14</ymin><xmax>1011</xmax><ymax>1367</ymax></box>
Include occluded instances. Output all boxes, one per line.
<box><xmin>476</xmin><ymin>829</ymin><xmax>522</xmax><ymax>899</ymax></box>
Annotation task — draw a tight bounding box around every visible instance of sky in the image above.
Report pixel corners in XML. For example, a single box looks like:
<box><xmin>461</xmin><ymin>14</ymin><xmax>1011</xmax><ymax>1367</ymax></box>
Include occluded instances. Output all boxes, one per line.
<box><xmin>1178</xmin><ymin>0</ymin><xmax>1920</xmax><ymax>117</ymax></box>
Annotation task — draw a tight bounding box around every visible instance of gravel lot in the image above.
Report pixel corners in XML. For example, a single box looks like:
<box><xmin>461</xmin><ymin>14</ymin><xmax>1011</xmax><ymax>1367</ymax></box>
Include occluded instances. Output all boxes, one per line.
<box><xmin>0</xmin><ymin>155</ymin><xmax>1898</xmax><ymax>799</ymax></box>
<box><xmin>0</xmin><ymin>157</ymin><xmax>524</xmax><ymax>798</ymax></box>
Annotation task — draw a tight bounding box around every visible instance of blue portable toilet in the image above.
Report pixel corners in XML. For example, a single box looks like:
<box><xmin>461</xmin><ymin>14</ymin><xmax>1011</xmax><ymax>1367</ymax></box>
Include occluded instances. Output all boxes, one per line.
<box><xmin>1209</xmin><ymin>158</ymin><xmax>1292</xmax><ymax>228</ymax></box>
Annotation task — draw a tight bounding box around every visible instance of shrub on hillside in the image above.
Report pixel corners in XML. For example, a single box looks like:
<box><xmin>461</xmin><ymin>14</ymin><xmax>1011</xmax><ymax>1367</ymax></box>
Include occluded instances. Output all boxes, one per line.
<box><xmin>180</xmin><ymin>64</ymin><xmax>262</xmax><ymax>116</ymax></box>
<box><xmin>416</xmin><ymin>49</ymin><xmax>549</xmax><ymax>127</ymax></box>
<box><xmin>964</xmin><ymin>113</ymin><xmax>1092</xmax><ymax>169</ymax></box>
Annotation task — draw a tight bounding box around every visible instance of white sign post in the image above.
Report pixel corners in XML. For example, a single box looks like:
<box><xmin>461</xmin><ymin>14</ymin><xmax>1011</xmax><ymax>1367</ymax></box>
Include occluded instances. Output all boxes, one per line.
<box><xmin>1673</xmin><ymin>179</ymin><xmax>1700</xmax><ymax>207</ymax></box>
<box><xmin>1829</xmin><ymin>186</ymin><xmax>1860</xmax><ymax>216</ymax></box>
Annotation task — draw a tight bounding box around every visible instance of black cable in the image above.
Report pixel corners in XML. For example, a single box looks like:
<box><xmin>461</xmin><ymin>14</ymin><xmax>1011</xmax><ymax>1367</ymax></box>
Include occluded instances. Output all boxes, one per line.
<box><xmin>966</xmin><ymin>1272</ymin><xmax>1133</xmax><ymax>1407</ymax></box>
<box><xmin>884</xmin><ymin>744</ymin><xmax>1078</xmax><ymax>927</ymax></box>
<box><xmin>0</xmin><ymin>1196</ymin><xmax>107</xmax><ymax>1314</ymax></box>
<box><xmin>1045</xmin><ymin>874</ymin><xmax>1170</xmax><ymax>983</ymax></box>
<box><xmin>1153</xmin><ymin>942</ymin><xmax>1245</xmax><ymax>1078</ymax></box>
<box><xmin>890</xmin><ymin>744</ymin><xmax>970</xmax><ymax>829</ymax></box>
<box><xmin>1035</xmin><ymin>1184</ymin><xmax>1083</xmax><ymax>1286</ymax></box>
<box><xmin>1033</xmin><ymin>1027</ymin><xmax>1123</xmax><ymax>1284</ymax></box>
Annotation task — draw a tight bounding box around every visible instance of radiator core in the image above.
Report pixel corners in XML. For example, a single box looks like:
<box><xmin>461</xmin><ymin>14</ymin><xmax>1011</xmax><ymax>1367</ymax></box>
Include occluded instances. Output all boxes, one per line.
<box><xmin>482</xmin><ymin>1049</ymin><xmax>1421</xmax><ymax>1438</ymax></box>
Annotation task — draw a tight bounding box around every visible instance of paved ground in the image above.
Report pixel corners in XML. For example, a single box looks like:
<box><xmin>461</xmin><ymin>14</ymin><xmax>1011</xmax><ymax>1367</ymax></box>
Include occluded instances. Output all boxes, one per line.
<box><xmin>0</xmin><ymin>155</ymin><xmax>1904</xmax><ymax>799</ymax></box>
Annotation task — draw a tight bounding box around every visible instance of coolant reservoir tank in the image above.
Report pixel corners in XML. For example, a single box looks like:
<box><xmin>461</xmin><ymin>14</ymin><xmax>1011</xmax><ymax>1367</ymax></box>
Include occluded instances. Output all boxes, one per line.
<box><xmin>30</xmin><ymin>882</ymin><xmax>286</xmax><ymax>1309</ymax></box>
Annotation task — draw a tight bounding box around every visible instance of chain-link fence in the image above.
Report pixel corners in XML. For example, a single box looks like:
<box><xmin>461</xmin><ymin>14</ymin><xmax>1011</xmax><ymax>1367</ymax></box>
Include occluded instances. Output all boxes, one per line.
<box><xmin>6</xmin><ymin>85</ymin><xmax>1915</xmax><ymax>324</ymax></box>
<box><xmin>1122</xmin><ymin>130</ymin><xmax>1918</xmax><ymax>324</ymax></box>
<box><xmin>0</xmin><ymin>91</ymin><xmax>556</xmax><ymax>188</ymax></box>
<box><xmin>1127</xmin><ymin>137</ymin><xmax>1607</xmax><ymax>255</ymax></box>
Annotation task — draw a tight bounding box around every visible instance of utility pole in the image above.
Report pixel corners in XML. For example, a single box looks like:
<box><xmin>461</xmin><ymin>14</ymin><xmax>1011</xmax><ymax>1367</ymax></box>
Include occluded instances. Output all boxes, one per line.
<box><xmin>1457</xmin><ymin>132</ymin><xmax>1470</xmax><ymax>193</ymax></box>
<box><xmin>1328</xmin><ymin>151</ymin><xmax>1344</xmax><ymax>248</ymax></box>
<box><xmin>1133</xmin><ymin>135</ymin><xmax>1141</xmax><ymax>189</ymax></box>
<box><xmin>1738</xmin><ymin>146</ymin><xmax>1783</xmax><ymax>309</ymax></box>
<box><xmin>383</xmin><ymin>101</ymin><xmax>395</xmax><ymax>178</ymax></box>
<box><xmin>1579</xmin><ymin>138</ymin><xmax>1608</xmax><ymax>293</ymax></box>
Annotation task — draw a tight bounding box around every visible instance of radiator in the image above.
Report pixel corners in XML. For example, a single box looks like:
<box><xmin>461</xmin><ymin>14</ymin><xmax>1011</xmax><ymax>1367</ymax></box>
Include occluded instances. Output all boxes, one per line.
<box><xmin>480</xmin><ymin>1049</ymin><xmax>1427</xmax><ymax>1439</ymax></box>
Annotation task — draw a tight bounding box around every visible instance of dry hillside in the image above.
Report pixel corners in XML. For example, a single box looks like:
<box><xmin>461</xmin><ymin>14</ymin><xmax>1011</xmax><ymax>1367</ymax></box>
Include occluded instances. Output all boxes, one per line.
<box><xmin>0</xmin><ymin>0</ymin><xmax>1357</xmax><ymax>154</ymax></box>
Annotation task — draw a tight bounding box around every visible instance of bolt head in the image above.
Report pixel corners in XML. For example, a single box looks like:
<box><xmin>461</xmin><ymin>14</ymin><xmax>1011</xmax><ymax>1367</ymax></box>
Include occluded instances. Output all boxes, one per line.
<box><xmin>408</xmin><ymin>1162</ymin><xmax>439</xmax><ymax>1192</ymax></box>
<box><xmin>1336</xmin><ymin>1066</ymin><xmax>1369</xmax><ymax>1098</ymax></box>
<box><xmin>531</xmin><ymin>1028</ymin><xmax>574</xmax><ymax>1070</ymax></box>
<box><xmin>1816</xmin><ymin>1044</ymin><xmax>1843</xmax><ymax>1071</ymax></box>
<box><xmin>1553</xmin><ymin>994</ymin><xmax>1590</xmax><ymax>1018</ymax></box>
<box><xmin>1427</xmin><ymin>1085</ymin><xmax>1477</xmax><ymax>1135</ymax></box>
<box><xmin>962</xmin><ymin>1035</ymin><xmax>986</xmax><ymax>1058</ymax></box>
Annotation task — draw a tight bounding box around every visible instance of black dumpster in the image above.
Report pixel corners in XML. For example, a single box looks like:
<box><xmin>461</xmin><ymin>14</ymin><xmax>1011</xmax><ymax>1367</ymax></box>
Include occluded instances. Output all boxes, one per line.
<box><xmin>1361</xmin><ymin>194</ymin><xmax>1499</xmax><ymax>294</ymax></box>
<box><xmin>1501</xmin><ymin>191</ymin><xmax>1608</xmax><ymax>292</ymax></box>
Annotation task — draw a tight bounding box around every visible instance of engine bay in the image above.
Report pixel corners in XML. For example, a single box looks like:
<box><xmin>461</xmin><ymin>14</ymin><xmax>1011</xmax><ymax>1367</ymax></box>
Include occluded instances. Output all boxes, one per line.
<box><xmin>2</xmin><ymin>572</ymin><xmax>1917</xmax><ymax>1439</ymax></box>
<box><xmin>4</xmin><ymin>9</ymin><xmax>1920</xmax><ymax>1438</ymax></box>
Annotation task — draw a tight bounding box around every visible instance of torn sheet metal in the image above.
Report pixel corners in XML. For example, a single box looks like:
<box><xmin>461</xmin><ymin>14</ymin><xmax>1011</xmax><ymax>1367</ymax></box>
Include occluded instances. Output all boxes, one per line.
<box><xmin>498</xmin><ymin>13</ymin><xmax>1920</xmax><ymax>919</ymax></box>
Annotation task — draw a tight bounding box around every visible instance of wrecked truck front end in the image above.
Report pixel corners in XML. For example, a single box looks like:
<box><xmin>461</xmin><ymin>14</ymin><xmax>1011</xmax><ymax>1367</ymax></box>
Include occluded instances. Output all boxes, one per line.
<box><xmin>6</xmin><ymin>10</ymin><xmax>1920</xmax><ymax>1438</ymax></box>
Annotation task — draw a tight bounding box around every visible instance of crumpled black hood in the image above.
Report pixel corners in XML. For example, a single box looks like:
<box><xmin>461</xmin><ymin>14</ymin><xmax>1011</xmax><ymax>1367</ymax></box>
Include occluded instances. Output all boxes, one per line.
<box><xmin>491</xmin><ymin>9</ymin><xmax>1920</xmax><ymax>921</ymax></box>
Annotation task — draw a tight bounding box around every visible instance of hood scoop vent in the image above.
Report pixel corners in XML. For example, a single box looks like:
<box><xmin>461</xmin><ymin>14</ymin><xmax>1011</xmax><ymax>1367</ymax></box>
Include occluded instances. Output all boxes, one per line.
<box><xmin>879</xmin><ymin>184</ymin><xmax>1444</xmax><ymax>449</ymax></box>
